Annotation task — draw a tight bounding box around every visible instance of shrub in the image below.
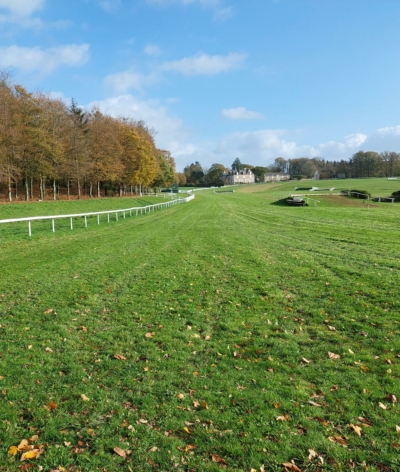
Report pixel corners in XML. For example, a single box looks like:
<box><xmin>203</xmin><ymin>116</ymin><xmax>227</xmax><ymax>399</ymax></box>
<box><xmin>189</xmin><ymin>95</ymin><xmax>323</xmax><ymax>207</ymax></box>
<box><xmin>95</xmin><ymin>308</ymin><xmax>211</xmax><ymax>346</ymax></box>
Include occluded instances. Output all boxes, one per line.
<box><xmin>349</xmin><ymin>189</ymin><xmax>371</xmax><ymax>199</ymax></box>
<box><xmin>391</xmin><ymin>190</ymin><xmax>400</xmax><ymax>201</ymax></box>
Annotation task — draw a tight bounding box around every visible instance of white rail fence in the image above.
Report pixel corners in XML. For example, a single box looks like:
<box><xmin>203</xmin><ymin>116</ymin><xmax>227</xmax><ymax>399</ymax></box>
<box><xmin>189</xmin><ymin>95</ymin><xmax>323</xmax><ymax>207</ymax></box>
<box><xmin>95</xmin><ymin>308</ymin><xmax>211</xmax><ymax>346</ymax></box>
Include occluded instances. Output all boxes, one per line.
<box><xmin>0</xmin><ymin>194</ymin><xmax>195</xmax><ymax>237</ymax></box>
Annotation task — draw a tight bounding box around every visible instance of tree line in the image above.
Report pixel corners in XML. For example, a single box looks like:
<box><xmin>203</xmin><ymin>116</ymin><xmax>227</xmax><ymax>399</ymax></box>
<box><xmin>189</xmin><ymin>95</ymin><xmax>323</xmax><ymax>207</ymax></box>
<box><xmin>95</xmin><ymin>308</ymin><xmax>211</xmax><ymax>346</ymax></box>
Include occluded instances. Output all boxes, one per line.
<box><xmin>182</xmin><ymin>152</ymin><xmax>400</xmax><ymax>185</ymax></box>
<box><xmin>0</xmin><ymin>73</ymin><xmax>175</xmax><ymax>202</ymax></box>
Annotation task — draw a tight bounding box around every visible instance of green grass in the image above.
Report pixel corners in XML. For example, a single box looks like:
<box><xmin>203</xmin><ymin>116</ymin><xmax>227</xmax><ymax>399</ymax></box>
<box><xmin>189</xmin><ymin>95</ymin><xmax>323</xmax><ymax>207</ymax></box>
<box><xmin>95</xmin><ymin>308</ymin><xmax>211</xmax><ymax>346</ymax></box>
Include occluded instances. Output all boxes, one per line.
<box><xmin>1</xmin><ymin>182</ymin><xmax>399</xmax><ymax>471</ymax></box>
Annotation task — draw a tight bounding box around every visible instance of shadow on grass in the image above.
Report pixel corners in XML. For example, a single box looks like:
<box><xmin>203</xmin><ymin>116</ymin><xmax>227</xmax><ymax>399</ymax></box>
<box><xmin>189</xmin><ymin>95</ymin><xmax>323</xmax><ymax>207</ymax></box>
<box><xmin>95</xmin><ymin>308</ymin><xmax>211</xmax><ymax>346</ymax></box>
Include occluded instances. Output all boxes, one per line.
<box><xmin>270</xmin><ymin>198</ymin><xmax>290</xmax><ymax>206</ymax></box>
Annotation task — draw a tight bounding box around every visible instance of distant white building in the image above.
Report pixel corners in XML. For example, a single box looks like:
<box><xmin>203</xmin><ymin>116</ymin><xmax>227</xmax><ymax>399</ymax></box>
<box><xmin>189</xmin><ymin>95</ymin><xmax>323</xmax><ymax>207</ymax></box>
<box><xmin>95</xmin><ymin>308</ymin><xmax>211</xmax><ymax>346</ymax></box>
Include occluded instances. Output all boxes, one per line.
<box><xmin>222</xmin><ymin>168</ymin><xmax>255</xmax><ymax>185</ymax></box>
<box><xmin>313</xmin><ymin>170</ymin><xmax>320</xmax><ymax>180</ymax></box>
<box><xmin>264</xmin><ymin>172</ymin><xmax>290</xmax><ymax>182</ymax></box>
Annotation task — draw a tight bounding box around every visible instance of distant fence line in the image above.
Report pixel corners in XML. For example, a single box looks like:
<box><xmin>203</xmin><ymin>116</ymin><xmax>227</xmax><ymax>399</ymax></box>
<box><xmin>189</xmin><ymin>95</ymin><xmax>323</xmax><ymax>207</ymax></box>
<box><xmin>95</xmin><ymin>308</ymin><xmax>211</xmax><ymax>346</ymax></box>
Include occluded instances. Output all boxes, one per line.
<box><xmin>0</xmin><ymin>194</ymin><xmax>195</xmax><ymax>237</ymax></box>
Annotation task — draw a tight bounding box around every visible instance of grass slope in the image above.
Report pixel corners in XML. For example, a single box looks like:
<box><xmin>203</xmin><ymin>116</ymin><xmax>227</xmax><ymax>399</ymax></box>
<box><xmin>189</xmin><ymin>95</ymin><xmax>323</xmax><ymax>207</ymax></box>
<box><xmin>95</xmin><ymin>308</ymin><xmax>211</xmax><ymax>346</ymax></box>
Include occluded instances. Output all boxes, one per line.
<box><xmin>0</xmin><ymin>183</ymin><xmax>399</xmax><ymax>471</ymax></box>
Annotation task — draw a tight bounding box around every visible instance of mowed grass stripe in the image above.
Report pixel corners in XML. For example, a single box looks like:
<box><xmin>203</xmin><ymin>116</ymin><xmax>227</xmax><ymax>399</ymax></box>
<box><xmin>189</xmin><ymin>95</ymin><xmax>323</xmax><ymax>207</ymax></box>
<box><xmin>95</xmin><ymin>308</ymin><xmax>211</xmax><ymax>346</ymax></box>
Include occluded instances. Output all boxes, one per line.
<box><xmin>1</xmin><ymin>185</ymin><xmax>399</xmax><ymax>471</ymax></box>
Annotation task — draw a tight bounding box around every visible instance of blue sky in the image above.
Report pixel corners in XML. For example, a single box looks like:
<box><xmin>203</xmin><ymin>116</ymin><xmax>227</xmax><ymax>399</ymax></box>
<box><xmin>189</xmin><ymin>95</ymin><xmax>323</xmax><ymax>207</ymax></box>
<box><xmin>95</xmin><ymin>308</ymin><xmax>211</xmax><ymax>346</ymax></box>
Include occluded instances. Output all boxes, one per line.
<box><xmin>1</xmin><ymin>0</ymin><xmax>400</xmax><ymax>171</ymax></box>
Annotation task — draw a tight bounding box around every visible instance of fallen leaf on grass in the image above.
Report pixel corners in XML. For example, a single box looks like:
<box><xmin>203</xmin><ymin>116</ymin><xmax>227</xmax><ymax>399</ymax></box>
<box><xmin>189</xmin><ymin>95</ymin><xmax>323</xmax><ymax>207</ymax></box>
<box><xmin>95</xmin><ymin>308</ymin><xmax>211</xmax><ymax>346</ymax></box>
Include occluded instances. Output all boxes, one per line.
<box><xmin>328</xmin><ymin>352</ymin><xmax>340</xmax><ymax>360</ymax></box>
<box><xmin>18</xmin><ymin>439</ymin><xmax>29</xmax><ymax>451</ymax></box>
<box><xmin>193</xmin><ymin>371</ymin><xmax>199</xmax><ymax>376</ymax></box>
<box><xmin>396</xmin><ymin>425</ymin><xmax>400</xmax><ymax>433</ymax></box>
<box><xmin>177</xmin><ymin>393</ymin><xmax>185</xmax><ymax>400</ymax></box>
<box><xmin>44</xmin><ymin>308</ymin><xmax>53</xmax><ymax>314</ymax></box>
<box><xmin>358</xmin><ymin>417</ymin><xmax>372</xmax><ymax>427</ymax></box>
<box><xmin>309</xmin><ymin>401</ymin><xmax>322</xmax><ymax>407</ymax></box>
<box><xmin>276</xmin><ymin>415</ymin><xmax>290</xmax><ymax>421</ymax></box>
<box><xmin>327</xmin><ymin>325</ymin><xmax>336</xmax><ymax>331</ymax></box>
<box><xmin>301</xmin><ymin>357</ymin><xmax>310</xmax><ymax>364</ymax></box>
<box><xmin>308</xmin><ymin>449</ymin><xmax>317</xmax><ymax>460</ymax></box>
<box><xmin>45</xmin><ymin>347</ymin><xmax>53</xmax><ymax>353</ymax></box>
<box><xmin>378</xmin><ymin>402</ymin><xmax>387</xmax><ymax>410</ymax></box>
<box><xmin>282</xmin><ymin>462</ymin><xmax>301</xmax><ymax>472</ymax></box>
<box><xmin>80</xmin><ymin>394</ymin><xmax>90</xmax><ymax>401</ymax></box>
<box><xmin>8</xmin><ymin>446</ymin><xmax>18</xmax><ymax>456</ymax></box>
<box><xmin>386</xmin><ymin>394</ymin><xmax>397</xmax><ymax>404</ymax></box>
<box><xmin>211</xmin><ymin>454</ymin><xmax>227</xmax><ymax>464</ymax></box>
<box><xmin>360</xmin><ymin>365</ymin><xmax>369</xmax><ymax>373</ymax></box>
<box><xmin>114</xmin><ymin>354</ymin><xmax>127</xmax><ymax>361</ymax></box>
<box><xmin>20</xmin><ymin>449</ymin><xmax>42</xmax><ymax>461</ymax></box>
<box><xmin>328</xmin><ymin>436</ymin><xmax>347</xmax><ymax>447</ymax></box>
<box><xmin>113</xmin><ymin>447</ymin><xmax>130</xmax><ymax>458</ymax></box>
<box><xmin>49</xmin><ymin>402</ymin><xmax>57</xmax><ymax>411</ymax></box>
<box><xmin>29</xmin><ymin>435</ymin><xmax>38</xmax><ymax>442</ymax></box>
<box><xmin>145</xmin><ymin>332</ymin><xmax>155</xmax><ymax>338</ymax></box>
<box><xmin>149</xmin><ymin>446</ymin><xmax>158</xmax><ymax>452</ymax></box>
<box><xmin>348</xmin><ymin>424</ymin><xmax>362</xmax><ymax>436</ymax></box>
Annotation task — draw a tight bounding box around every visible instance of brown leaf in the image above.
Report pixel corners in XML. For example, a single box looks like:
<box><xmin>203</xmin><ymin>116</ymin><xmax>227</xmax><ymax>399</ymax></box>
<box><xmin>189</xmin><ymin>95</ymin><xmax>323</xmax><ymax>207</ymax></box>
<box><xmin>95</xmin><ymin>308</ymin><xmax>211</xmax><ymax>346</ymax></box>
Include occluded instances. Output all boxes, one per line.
<box><xmin>113</xmin><ymin>447</ymin><xmax>129</xmax><ymax>458</ymax></box>
<box><xmin>328</xmin><ymin>436</ymin><xmax>347</xmax><ymax>447</ymax></box>
<box><xmin>301</xmin><ymin>357</ymin><xmax>310</xmax><ymax>364</ymax></box>
<box><xmin>149</xmin><ymin>446</ymin><xmax>158</xmax><ymax>452</ymax></box>
<box><xmin>348</xmin><ymin>424</ymin><xmax>362</xmax><ymax>436</ymax></box>
<box><xmin>358</xmin><ymin>417</ymin><xmax>372</xmax><ymax>427</ymax></box>
<box><xmin>114</xmin><ymin>354</ymin><xmax>127</xmax><ymax>361</ymax></box>
<box><xmin>29</xmin><ymin>435</ymin><xmax>38</xmax><ymax>442</ymax></box>
<box><xmin>193</xmin><ymin>371</ymin><xmax>199</xmax><ymax>376</ymax></box>
<box><xmin>328</xmin><ymin>351</ymin><xmax>340</xmax><ymax>360</ymax></box>
<box><xmin>378</xmin><ymin>402</ymin><xmax>387</xmax><ymax>410</ymax></box>
<box><xmin>396</xmin><ymin>425</ymin><xmax>400</xmax><ymax>433</ymax></box>
<box><xmin>49</xmin><ymin>402</ymin><xmax>57</xmax><ymax>411</ymax></box>
<box><xmin>386</xmin><ymin>394</ymin><xmax>397</xmax><ymax>404</ymax></box>
<box><xmin>177</xmin><ymin>393</ymin><xmax>184</xmax><ymax>400</ymax></box>
<box><xmin>282</xmin><ymin>462</ymin><xmax>301</xmax><ymax>472</ymax></box>
<box><xmin>211</xmin><ymin>454</ymin><xmax>227</xmax><ymax>464</ymax></box>
<box><xmin>360</xmin><ymin>365</ymin><xmax>369</xmax><ymax>373</ymax></box>
<box><xmin>145</xmin><ymin>332</ymin><xmax>155</xmax><ymax>338</ymax></box>
<box><xmin>308</xmin><ymin>448</ymin><xmax>317</xmax><ymax>460</ymax></box>
<box><xmin>44</xmin><ymin>308</ymin><xmax>53</xmax><ymax>314</ymax></box>
<box><xmin>309</xmin><ymin>401</ymin><xmax>322</xmax><ymax>407</ymax></box>
<box><xmin>276</xmin><ymin>415</ymin><xmax>290</xmax><ymax>421</ymax></box>
<box><xmin>17</xmin><ymin>439</ymin><xmax>29</xmax><ymax>451</ymax></box>
<box><xmin>80</xmin><ymin>394</ymin><xmax>90</xmax><ymax>401</ymax></box>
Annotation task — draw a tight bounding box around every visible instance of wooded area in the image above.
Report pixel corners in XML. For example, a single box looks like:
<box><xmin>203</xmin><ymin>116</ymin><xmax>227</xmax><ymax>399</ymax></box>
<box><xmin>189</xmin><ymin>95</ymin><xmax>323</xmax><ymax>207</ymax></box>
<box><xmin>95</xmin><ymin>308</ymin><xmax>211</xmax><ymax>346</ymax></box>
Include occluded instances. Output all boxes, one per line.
<box><xmin>0</xmin><ymin>73</ymin><xmax>176</xmax><ymax>202</ymax></box>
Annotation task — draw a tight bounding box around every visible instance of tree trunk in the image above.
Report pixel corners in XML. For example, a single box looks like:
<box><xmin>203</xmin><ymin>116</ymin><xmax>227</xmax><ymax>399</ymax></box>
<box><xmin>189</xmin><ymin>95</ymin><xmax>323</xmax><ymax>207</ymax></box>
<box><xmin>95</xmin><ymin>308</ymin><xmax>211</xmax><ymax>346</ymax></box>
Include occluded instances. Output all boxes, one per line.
<box><xmin>89</xmin><ymin>181</ymin><xmax>93</xmax><ymax>198</ymax></box>
<box><xmin>15</xmin><ymin>180</ymin><xmax>18</xmax><ymax>199</ymax></box>
<box><xmin>77</xmin><ymin>178</ymin><xmax>81</xmax><ymax>199</ymax></box>
<box><xmin>97</xmin><ymin>181</ymin><xmax>101</xmax><ymax>198</ymax></box>
<box><xmin>30</xmin><ymin>178</ymin><xmax>33</xmax><ymax>200</ymax></box>
<box><xmin>8</xmin><ymin>172</ymin><xmax>12</xmax><ymax>202</ymax></box>
<box><xmin>25</xmin><ymin>177</ymin><xmax>29</xmax><ymax>201</ymax></box>
<box><xmin>67</xmin><ymin>180</ymin><xmax>70</xmax><ymax>199</ymax></box>
<box><xmin>53</xmin><ymin>180</ymin><xmax>56</xmax><ymax>201</ymax></box>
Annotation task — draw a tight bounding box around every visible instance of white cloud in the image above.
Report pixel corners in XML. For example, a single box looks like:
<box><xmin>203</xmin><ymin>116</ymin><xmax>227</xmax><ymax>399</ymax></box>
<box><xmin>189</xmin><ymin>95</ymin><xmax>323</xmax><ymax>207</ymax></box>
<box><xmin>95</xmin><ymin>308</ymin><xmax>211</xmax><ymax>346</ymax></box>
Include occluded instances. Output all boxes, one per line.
<box><xmin>0</xmin><ymin>44</ymin><xmax>90</xmax><ymax>74</ymax></box>
<box><xmin>147</xmin><ymin>0</ymin><xmax>221</xmax><ymax>6</ymax></box>
<box><xmin>222</xmin><ymin>107</ymin><xmax>264</xmax><ymax>120</ymax></box>
<box><xmin>213</xmin><ymin>6</ymin><xmax>234</xmax><ymax>22</ymax></box>
<box><xmin>104</xmin><ymin>69</ymin><xmax>159</xmax><ymax>93</ymax></box>
<box><xmin>144</xmin><ymin>44</ymin><xmax>162</xmax><ymax>56</ymax></box>
<box><xmin>99</xmin><ymin>0</ymin><xmax>122</xmax><ymax>12</ymax></box>
<box><xmin>344</xmin><ymin>133</ymin><xmax>367</xmax><ymax>147</ymax></box>
<box><xmin>377</xmin><ymin>125</ymin><xmax>400</xmax><ymax>137</ymax></box>
<box><xmin>0</xmin><ymin>0</ymin><xmax>44</xmax><ymax>16</ymax></box>
<box><xmin>162</xmin><ymin>52</ymin><xmax>246</xmax><ymax>76</ymax></box>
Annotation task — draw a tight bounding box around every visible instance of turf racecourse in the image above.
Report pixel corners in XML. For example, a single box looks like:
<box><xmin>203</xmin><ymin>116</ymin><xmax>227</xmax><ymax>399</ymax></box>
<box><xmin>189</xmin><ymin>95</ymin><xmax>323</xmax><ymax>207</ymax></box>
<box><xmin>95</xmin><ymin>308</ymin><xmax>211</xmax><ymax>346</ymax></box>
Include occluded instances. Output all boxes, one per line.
<box><xmin>1</xmin><ymin>183</ymin><xmax>399</xmax><ymax>471</ymax></box>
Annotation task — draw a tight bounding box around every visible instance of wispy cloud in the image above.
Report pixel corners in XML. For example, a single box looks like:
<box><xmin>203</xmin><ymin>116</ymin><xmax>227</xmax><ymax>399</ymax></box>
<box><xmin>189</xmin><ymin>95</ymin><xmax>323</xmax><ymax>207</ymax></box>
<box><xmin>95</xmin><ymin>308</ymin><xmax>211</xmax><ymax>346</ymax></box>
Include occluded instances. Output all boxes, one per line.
<box><xmin>144</xmin><ymin>44</ymin><xmax>162</xmax><ymax>56</ymax></box>
<box><xmin>0</xmin><ymin>0</ymin><xmax>44</xmax><ymax>17</ymax></box>
<box><xmin>0</xmin><ymin>44</ymin><xmax>90</xmax><ymax>74</ymax></box>
<box><xmin>162</xmin><ymin>52</ymin><xmax>246</xmax><ymax>76</ymax></box>
<box><xmin>213</xmin><ymin>6</ymin><xmax>234</xmax><ymax>22</ymax></box>
<box><xmin>104</xmin><ymin>69</ymin><xmax>159</xmax><ymax>93</ymax></box>
<box><xmin>222</xmin><ymin>107</ymin><xmax>264</xmax><ymax>120</ymax></box>
<box><xmin>99</xmin><ymin>0</ymin><xmax>122</xmax><ymax>12</ymax></box>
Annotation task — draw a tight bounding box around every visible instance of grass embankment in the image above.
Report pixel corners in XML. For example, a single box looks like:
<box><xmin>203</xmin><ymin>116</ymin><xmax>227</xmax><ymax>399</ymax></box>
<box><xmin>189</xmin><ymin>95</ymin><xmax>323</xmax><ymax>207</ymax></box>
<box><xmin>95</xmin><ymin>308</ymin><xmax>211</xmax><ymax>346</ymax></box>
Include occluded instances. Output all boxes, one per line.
<box><xmin>0</xmin><ymin>183</ymin><xmax>399</xmax><ymax>471</ymax></box>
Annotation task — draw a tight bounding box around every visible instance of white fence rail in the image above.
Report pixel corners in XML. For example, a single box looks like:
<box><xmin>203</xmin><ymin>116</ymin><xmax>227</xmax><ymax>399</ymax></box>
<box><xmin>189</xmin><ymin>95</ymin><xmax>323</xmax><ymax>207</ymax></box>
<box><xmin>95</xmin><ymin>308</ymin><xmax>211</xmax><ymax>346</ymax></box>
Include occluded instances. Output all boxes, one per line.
<box><xmin>0</xmin><ymin>194</ymin><xmax>195</xmax><ymax>237</ymax></box>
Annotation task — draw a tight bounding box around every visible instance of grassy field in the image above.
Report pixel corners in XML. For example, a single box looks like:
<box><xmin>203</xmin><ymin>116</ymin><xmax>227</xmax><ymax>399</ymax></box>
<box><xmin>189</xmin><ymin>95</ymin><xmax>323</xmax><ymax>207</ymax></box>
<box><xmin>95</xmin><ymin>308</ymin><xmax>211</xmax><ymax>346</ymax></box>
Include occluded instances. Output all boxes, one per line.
<box><xmin>1</xmin><ymin>181</ymin><xmax>399</xmax><ymax>471</ymax></box>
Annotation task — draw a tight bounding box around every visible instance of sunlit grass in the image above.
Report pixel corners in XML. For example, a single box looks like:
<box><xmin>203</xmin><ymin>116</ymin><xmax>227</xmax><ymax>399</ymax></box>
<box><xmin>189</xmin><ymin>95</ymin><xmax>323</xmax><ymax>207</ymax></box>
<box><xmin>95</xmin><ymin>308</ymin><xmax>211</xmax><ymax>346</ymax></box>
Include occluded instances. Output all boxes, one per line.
<box><xmin>1</xmin><ymin>183</ymin><xmax>399</xmax><ymax>471</ymax></box>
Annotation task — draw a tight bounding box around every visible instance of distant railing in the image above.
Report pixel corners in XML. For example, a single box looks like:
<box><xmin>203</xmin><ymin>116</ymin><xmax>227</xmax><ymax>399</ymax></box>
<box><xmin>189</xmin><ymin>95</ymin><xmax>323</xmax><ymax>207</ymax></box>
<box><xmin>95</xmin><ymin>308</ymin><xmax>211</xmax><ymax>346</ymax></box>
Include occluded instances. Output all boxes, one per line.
<box><xmin>0</xmin><ymin>194</ymin><xmax>195</xmax><ymax>237</ymax></box>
